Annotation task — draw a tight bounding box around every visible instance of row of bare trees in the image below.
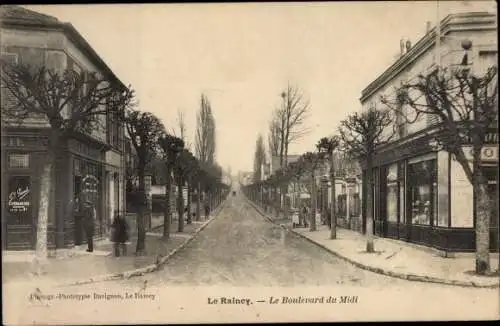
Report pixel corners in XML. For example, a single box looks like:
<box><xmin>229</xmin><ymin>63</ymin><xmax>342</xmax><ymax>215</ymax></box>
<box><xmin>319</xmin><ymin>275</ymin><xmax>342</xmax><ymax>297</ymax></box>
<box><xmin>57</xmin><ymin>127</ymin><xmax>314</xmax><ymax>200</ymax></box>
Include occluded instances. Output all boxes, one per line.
<box><xmin>245</xmin><ymin>61</ymin><xmax>498</xmax><ymax>276</ymax></box>
<box><xmin>121</xmin><ymin>95</ymin><xmax>226</xmax><ymax>255</ymax></box>
<box><xmin>1</xmin><ymin>56</ymin><xmax>228</xmax><ymax>269</ymax></box>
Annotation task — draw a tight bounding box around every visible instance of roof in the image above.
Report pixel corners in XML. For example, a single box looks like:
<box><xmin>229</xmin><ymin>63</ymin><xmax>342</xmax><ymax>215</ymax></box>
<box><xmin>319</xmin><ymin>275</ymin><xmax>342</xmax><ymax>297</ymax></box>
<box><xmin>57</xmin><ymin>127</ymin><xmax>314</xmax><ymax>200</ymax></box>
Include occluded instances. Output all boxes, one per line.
<box><xmin>0</xmin><ymin>5</ymin><xmax>60</xmax><ymax>25</ymax></box>
<box><xmin>360</xmin><ymin>11</ymin><xmax>497</xmax><ymax>103</ymax></box>
<box><xmin>0</xmin><ymin>5</ymin><xmax>126</xmax><ymax>89</ymax></box>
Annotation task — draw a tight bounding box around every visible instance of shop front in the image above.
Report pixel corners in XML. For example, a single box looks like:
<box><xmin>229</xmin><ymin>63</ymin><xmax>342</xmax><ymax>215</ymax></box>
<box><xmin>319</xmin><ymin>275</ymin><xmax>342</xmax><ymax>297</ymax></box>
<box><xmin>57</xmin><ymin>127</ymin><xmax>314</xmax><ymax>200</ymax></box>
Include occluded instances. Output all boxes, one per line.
<box><xmin>2</xmin><ymin>131</ymin><xmax>114</xmax><ymax>250</ymax></box>
<box><xmin>363</xmin><ymin>129</ymin><xmax>499</xmax><ymax>253</ymax></box>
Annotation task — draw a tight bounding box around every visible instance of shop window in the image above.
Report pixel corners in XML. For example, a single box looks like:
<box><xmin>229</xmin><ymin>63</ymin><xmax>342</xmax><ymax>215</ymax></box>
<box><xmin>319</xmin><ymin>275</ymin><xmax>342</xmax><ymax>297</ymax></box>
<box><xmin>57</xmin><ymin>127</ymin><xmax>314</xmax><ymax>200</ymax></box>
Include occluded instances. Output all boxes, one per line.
<box><xmin>7</xmin><ymin>175</ymin><xmax>32</xmax><ymax>225</ymax></box>
<box><xmin>408</xmin><ymin>159</ymin><xmax>437</xmax><ymax>226</ymax></box>
<box><xmin>398</xmin><ymin>162</ymin><xmax>406</xmax><ymax>224</ymax></box>
<box><xmin>386</xmin><ymin>164</ymin><xmax>398</xmax><ymax>223</ymax></box>
<box><xmin>8</xmin><ymin>153</ymin><xmax>29</xmax><ymax>169</ymax></box>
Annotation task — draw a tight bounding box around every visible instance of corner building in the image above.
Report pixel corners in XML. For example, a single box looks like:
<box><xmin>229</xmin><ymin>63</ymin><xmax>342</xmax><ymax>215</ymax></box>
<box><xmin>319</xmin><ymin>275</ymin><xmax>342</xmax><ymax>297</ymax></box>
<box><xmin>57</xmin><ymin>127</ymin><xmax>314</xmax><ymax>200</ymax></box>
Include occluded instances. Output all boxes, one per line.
<box><xmin>1</xmin><ymin>6</ymin><xmax>126</xmax><ymax>250</ymax></box>
<box><xmin>359</xmin><ymin>12</ymin><xmax>498</xmax><ymax>253</ymax></box>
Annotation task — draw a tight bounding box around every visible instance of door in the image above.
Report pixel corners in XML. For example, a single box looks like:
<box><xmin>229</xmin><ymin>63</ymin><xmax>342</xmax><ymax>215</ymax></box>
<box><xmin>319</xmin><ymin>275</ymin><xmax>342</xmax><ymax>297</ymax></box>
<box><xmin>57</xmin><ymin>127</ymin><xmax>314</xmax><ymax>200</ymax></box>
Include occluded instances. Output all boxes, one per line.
<box><xmin>74</xmin><ymin>175</ymin><xmax>84</xmax><ymax>245</ymax></box>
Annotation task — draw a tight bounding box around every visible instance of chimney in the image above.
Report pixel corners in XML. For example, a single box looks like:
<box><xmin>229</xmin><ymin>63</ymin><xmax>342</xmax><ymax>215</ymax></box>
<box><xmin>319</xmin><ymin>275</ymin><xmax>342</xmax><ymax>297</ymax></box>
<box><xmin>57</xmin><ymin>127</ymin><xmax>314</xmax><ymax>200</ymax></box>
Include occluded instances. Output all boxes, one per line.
<box><xmin>406</xmin><ymin>40</ymin><xmax>412</xmax><ymax>52</ymax></box>
<box><xmin>426</xmin><ymin>21</ymin><xmax>432</xmax><ymax>33</ymax></box>
<box><xmin>400</xmin><ymin>38</ymin><xmax>405</xmax><ymax>55</ymax></box>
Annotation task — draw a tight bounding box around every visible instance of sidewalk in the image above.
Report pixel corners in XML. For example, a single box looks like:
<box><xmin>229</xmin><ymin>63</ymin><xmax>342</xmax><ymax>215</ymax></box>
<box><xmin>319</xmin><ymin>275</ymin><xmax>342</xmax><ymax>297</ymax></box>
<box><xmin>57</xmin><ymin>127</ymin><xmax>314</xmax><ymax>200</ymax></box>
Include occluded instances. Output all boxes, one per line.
<box><xmin>2</xmin><ymin>209</ymin><xmax>223</xmax><ymax>287</ymax></box>
<box><xmin>249</xmin><ymin>200</ymin><xmax>500</xmax><ymax>288</ymax></box>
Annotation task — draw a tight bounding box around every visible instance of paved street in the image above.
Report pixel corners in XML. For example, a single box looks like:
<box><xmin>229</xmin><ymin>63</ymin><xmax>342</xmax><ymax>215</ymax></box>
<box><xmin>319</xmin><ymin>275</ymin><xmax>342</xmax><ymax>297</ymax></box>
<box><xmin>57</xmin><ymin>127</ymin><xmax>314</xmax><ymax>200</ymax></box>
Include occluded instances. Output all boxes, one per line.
<box><xmin>73</xmin><ymin>188</ymin><xmax>497</xmax><ymax>292</ymax></box>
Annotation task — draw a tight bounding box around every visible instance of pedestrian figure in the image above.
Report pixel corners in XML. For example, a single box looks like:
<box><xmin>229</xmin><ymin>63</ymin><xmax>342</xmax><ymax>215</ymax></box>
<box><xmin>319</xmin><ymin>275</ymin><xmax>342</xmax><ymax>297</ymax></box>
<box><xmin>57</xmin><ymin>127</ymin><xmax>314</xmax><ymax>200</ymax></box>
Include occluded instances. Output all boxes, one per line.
<box><xmin>204</xmin><ymin>200</ymin><xmax>210</xmax><ymax>219</ymax></box>
<box><xmin>301</xmin><ymin>205</ymin><xmax>309</xmax><ymax>228</ymax></box>
<box><xmin>325</xmin><ymin>210</ymin><xmax>332</xmax><ymax>229</ymax></box>
<box><xmin>292</xmin><ymin>209</ymin><xmax>300</xmax><ymax>228</ymax></box>
<box><xmin>111</xmin><ymin>211</ymin><xmax>129</xmax><ymax>257</ymax></box>
<box><xmin>80</xmin><ymin>194</ymin><xmax>95</xmax><ymax>252</ymax></box>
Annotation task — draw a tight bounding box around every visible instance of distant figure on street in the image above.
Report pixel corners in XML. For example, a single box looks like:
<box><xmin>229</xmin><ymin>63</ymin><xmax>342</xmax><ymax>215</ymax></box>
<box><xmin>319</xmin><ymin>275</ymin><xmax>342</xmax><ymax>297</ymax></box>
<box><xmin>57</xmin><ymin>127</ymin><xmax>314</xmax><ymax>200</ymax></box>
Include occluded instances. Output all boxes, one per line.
<box><xmin>301</xmin><ymin>205</ymin><xmax>309</xmax><ymax>228</ymax></box>
<box><xmin>204</xmin><ymin>200</ymin><xmax>210</xmax><ymax>219</ymax></box>
<box><xmin>80</xmin><ymin>194</ymin><xmax>95</xmax><ymax>252</ymax></box>
<box><xmin>111</xmin><ymin>211</ymin><xmax>129</xmax><ymax>257</ymax></box>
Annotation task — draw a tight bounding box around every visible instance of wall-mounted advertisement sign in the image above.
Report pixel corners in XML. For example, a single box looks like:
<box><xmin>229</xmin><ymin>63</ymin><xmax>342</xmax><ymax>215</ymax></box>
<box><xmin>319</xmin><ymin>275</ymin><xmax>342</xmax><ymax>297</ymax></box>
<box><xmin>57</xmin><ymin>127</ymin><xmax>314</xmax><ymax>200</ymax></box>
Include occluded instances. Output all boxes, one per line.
<box><xmin>82</xmin><ymin>175</ymin><xmax>99</xmax><ymax>194</ymax></box>
<box><xmin>463</xmin><ymin>145</ymin><xmax>499</xmax><ymax>163</ymax></box>
<box><xmin>8</xmin><ymin>176</ymin><xmax>31</xmax><ymax>213</ymax></box>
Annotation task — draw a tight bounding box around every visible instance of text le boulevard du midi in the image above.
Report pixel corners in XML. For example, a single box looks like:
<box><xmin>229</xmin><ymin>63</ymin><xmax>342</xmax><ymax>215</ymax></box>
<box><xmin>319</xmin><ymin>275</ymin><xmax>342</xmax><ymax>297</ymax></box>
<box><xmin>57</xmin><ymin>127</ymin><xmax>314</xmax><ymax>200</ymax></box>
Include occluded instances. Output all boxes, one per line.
<box><xmin>207</xmin><ymin>295</ymin><xmax>359</xmax><ymax>306</ymax></box>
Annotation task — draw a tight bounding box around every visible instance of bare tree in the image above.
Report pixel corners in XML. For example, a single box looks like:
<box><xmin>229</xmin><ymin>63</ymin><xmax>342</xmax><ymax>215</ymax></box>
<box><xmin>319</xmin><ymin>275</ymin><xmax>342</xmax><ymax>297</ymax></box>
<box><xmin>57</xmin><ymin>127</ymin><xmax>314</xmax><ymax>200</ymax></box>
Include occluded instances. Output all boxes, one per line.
<box><xmin>124</xmin><ymin>109</ymin><xmax>166</xmax><ymax>254</ymax></box>
<box><xmin>1</xmin><ymin>59</ymin><xmax>132</xmax><ymax>272</ymax></box>
<box><xmin>168</xmin><ymin>108</ymin><xmax>192</xmax><ymax>150</ymax></box>
<box><xmin>339</xmin><ymin>108</ymin><xmax>394</xmax><ymax>253</ymax></box>
<box><xmin>158</xmin><ymin>134</ymin><xmax>184</xmax><ymax>239</ymax></box>
<box><xmin>253</xmin><ymin>133</ymin><xmax>266</xmax><ymax>182</ymax></box>
<box><xmin>300</xmin><ymin>151</ymin><xmax>326</xmax><ymax>232</ymax></box>
<box><xmin>268</xmin><ymin>114</ymin><xmax>281</xmax><ymax>159</ymax></box>
<box><xmin>279</xmin><ymin>83</ymin><xmax>311</xmax><ymax>168</ymax></box>
<box><xmin>317</xmin><ymin>136</ymin><xmax>341</xmax><ymax>239</ymax></box>
<box><xmin>382</xmin><ymin>64</ymin><xmax>498</xmax><ymax>275</ymax></box>
<box><xmin>195</xmin><ymin>94</ymin><xmax>216</xmax><ymax>165</ymax></box>
<box><xmin>269</xmin><ymin>83</ymin><xmax>311</xmax><ymax>219</ymax></box>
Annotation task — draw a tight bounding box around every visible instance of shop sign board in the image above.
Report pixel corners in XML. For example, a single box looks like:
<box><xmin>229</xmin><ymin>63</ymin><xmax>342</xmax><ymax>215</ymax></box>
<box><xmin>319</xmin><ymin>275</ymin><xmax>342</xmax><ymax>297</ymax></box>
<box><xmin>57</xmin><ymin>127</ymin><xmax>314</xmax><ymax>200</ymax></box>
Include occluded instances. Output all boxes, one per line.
<box><xmin>463</xmin><ymin>145</ymin><xmax>499</xmax><ymax>162</ymax></box>
<box><xmin>8</xmin><ymin>176</ymin><xmax>31</xmax><ymax>213</ymax></box>
<box><xmin>82</xmin><ymin>175</ymin><xmax>99</xmax><ymax>194</ymax></box>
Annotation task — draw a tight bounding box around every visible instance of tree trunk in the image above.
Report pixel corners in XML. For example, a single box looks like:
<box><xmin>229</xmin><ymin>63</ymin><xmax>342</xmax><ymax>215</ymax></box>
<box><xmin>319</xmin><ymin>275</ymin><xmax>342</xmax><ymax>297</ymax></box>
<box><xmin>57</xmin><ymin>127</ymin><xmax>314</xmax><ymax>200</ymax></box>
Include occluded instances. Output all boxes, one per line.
<box><xmin>196</xmin><ymin>182</ymin><xmax>201</xmax><ymax>221</ymax></box>
<box><xmin>33</xmin><ymin>129</ymin><xmax>60</xmax><ymax>274</ymax></box>
<box><xmin>330</xmin><ymin>153</ymin><xmax>337</xmax><ymax>240</ymax></box>
<box><xmin>163</xmin><ymin>164</ymin><xmax>172</xmax><ymax>239</ymax></box>
<box><xmin>310</xmin><ymin>171</ymin><xmax>317</xmax><ymax>232</ymax></box>
<box><xmin>186</xmin><ymin>181</ymin><xmax>192</xmax><ymax>225</ymax></box>
<box><xmin>473</xmin><ymin>147</ymin><xmax>491</xmax><ymax>275</ymax></box>
<box><xmin>177</xmin><ymin>181</ymin><xmax>184</xmax><ymax>233</ymax></box>
<box><xmin>283</xmin><ymin>184</ymin><xmax>289</xmax><ymax>221</ymax></box>
<box><xmin>136</xmin><ymin>166</ymin><xmax>147</xmax><ymax>255</ymax></box>
<box><xmin>274</xmin><ymin>186</ymin><xmax>279</xmax><ymax>217</ymax></box>
<box><xmin>34</xmin><ymin>159</ymin><xmax>53</xmax><ymax>272</ymax></box>
<box><xmin>365</xmin><ymin>156</ymin><xmax>375</xmax><ymax>253</ymax></box>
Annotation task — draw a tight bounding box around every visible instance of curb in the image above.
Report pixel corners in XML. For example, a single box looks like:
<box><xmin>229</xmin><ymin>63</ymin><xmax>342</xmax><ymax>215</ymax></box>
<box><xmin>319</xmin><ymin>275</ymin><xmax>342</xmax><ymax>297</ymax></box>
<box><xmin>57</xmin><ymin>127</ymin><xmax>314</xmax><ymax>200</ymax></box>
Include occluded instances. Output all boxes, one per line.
<box><xmin>244</xmin><ymin>196</ymin><xmax>499</xmax><ymax>289</ymax></box>
<box><xmin>62</xmin><ymin>198</ymin><xmax>229</xmax><ymax>287</ymax></box>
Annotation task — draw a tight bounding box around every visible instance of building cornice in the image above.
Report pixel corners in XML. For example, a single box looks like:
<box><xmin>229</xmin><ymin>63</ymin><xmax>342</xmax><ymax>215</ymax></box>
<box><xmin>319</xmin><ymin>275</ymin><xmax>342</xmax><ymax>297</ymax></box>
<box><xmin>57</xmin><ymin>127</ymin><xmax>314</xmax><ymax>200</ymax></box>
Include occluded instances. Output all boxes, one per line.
<box><xmin>360</xmin><ymin>11</ymin><xmax>497</xmax><ymax>104</ymax></box>
<box><xmin>1</xmin><ymin>19</ymin><xmax>126</xmax><ymax>90</ymax></box>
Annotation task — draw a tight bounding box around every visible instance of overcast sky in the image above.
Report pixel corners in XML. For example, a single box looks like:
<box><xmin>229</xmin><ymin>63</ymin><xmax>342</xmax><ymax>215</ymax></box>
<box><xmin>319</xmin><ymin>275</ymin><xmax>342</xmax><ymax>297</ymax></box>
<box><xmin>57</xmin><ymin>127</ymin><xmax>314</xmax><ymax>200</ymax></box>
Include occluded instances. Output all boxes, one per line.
<box><xmin>26</xmin><ymin>1</ymin><xmax>496</xmax><ymax>174</ymax></box>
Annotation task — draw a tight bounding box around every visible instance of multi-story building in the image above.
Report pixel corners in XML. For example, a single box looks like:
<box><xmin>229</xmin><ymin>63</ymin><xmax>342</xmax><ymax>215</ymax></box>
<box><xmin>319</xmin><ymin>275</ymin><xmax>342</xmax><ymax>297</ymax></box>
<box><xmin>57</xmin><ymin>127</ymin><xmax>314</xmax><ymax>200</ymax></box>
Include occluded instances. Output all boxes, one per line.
<box><xmin>359</xmin><ymin>11</ymin><xmax>498</xmax><ymax>253</ymax></box>
<box><xmin>1</xmin><ymin>6</ymin><xmax>127</xmax><ymax>250</ymax></box>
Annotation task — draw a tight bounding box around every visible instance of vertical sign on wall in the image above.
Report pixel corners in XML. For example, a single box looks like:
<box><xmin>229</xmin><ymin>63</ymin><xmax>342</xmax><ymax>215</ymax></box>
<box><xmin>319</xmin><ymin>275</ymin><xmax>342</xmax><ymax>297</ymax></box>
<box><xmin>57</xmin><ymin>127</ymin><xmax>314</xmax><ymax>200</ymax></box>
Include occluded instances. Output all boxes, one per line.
<box><xmin>8</xmin><ymin>176</ymin><xmax>31</xmax><ymax>214</ymax></box>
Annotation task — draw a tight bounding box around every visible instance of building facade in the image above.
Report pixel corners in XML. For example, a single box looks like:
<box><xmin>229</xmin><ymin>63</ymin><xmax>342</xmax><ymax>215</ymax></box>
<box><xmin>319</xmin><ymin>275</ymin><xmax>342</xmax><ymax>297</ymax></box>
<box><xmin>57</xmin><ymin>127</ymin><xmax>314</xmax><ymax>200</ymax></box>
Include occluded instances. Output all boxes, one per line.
<box><xmin>1</xmin><ymin>6</ymin><xmax>126</xmax><ymax>250</ymax></box>
<box><xmin>359</xmin><ymin>12</ymin><xmax>498</xmax><ymax>253</ymax></box>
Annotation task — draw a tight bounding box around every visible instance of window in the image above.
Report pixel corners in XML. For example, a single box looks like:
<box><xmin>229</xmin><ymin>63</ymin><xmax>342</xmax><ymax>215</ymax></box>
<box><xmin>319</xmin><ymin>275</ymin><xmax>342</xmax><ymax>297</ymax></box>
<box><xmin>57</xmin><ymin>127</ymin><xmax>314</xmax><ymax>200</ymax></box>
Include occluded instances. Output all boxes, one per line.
<box><xmin>107</xmin><ymin>106</ymin><xmax>122</xmax><ymax>149</ymax></box>
<box><xmin>386</xmin><ymin>164</ymin><xmax>398</xmax><ymax>222</ymax></box>
<box><xmin>45</xmin><ymin>50</ymin><xmax>67</xmax><ymax>74</ymax></box>
<box><xmin>408</xmin><ymin>159</ymin><xmax>437</xmax><ymax>226</ymax></box>
<box><xmin>1</xmin><ymin>53</ymin><xmax>19</xmax><ymax>109</ymax></box>
<box><xmin>1</xmin><ymin>52</ymin><xmax>18</xmax><ymax>65</ymax></box>
<box><xmin>8</xmin><ymin>153</ymin><xmax>29</xmax><ymax>169</ymax></box>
